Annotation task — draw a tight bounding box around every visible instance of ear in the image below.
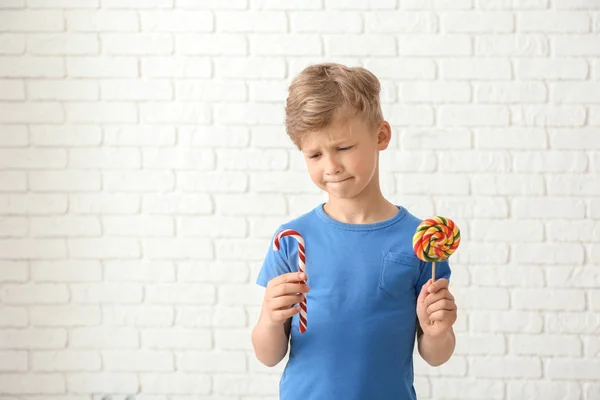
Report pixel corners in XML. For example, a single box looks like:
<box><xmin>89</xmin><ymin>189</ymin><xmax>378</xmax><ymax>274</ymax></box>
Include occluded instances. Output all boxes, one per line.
<box><xmin>376</xmin><ymin>121</ymin><xmax>392</xmax><ymax>150</ymax></box>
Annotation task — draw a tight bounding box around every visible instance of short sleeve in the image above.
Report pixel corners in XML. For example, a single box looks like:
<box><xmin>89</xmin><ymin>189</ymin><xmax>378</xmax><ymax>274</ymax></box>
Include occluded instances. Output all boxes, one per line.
<box><xmin>416</xmin><ymin>259</ymin><xmax>451</xmax><ymax>294</ymax></box>
<box><xmin>256</xmin><ymin>226</ymin><xmax>294</xmax><ymax>287</ymax></box>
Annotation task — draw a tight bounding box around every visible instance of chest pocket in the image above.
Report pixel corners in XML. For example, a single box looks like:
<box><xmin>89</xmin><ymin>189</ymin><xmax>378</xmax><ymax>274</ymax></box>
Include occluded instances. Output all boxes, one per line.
<box><xmin>379</xmin><ymin>252</ymin><xmax>420</xmax><ymax>298</ymax></box>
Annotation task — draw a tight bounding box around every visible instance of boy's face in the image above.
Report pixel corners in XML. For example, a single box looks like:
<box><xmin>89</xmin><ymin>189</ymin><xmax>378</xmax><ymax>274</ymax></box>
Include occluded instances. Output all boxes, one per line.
<box><xmin>301</xmin><ymin>113</ymin><xmax>390</xmax><ymax>200</ymax></box>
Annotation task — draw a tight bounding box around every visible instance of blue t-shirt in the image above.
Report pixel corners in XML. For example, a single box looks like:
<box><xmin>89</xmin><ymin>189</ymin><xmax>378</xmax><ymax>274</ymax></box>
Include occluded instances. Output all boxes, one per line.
<box><xmin>256</xmin><ymin>203</ymin><xmax>451</xmax><ymax>400</ymax></box>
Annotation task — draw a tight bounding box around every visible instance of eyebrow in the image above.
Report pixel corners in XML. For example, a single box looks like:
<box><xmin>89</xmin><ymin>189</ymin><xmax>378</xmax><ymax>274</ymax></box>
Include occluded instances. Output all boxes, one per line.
<box><xmin>303</xmin><ymin>141</ymin><xmax>351</xmax><ymax>154</ymax></box>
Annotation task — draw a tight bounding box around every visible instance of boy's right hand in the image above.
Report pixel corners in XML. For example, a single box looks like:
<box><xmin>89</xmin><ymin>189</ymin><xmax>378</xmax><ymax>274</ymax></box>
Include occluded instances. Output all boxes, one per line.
<box><xmin>262</xmin><ymin>272</ymin><xmax>310</xmax><ymax>326</ymax></box>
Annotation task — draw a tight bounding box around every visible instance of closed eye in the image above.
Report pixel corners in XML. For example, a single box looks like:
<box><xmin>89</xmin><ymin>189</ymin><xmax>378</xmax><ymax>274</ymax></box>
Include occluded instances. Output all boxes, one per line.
<box><xmin>339</xmin><ymin>146</ymin><xmax>353</xmax><ymax>151</ymax></box>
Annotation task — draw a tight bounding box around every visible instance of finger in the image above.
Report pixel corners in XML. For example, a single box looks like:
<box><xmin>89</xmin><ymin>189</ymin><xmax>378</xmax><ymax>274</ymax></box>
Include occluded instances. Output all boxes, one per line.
<box><xmin>425</xmin><ymin>289</ymin><xmax>454</xmax><ymax>306</ymax></box>
<box><xmin>269</xmin><ymin>294</ymin><xmax>305</xmax><ymax>311</ymax></box>
<box><xmin>426</xmin><ymin>299</ymin><xmax>457</xmax><ymax>315</ymax></box>
<box><xmin>273</xmin><ymin>306</ymin><xmax>302</xmax><ymax>323</ymax></box>
<box><xmin>418</xmin><ymin>279</ymin><xmax>432</xmax><ymax>303</ymax></box>
<box><xmin>267</xmin><ymin>271</ymin><xmax>306</xmax><ymax>288</ymax></box>
<box><xmin>429</xmin><ymin>310</ymin><xmax>457</xmax><ymax>324</ymax></box>
<box><xmin>273</xmin><ymin>282</ymin><xmax>310</xmax><ymax>298</ymax></box>
<box><xmin>428</xmin><ymin>278</ymin><xmax>449</xmax><ymax>293</ymax></box>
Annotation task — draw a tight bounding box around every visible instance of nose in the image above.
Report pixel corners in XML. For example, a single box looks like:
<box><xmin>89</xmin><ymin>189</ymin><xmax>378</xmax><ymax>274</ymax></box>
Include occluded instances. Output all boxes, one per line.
<box><xmin>324</xmin><ymin>154</ymin><xmax>342</xmax><ymax>176</ymax></box>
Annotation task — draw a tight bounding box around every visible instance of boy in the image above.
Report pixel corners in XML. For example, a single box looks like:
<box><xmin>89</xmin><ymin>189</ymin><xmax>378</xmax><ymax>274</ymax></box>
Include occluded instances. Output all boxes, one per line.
<box><xmin>251</xmin><ymin>63</ymin><xmax>457</xmax><ymax>399</ymax></box>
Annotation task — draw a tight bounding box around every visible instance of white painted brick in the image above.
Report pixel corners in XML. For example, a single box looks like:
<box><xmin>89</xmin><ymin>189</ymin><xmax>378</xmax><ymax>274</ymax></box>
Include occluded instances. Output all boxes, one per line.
<box><xmin>218</xmin><ymin>11</ymin><xmax>287</xmax><ymax>32</ymax></box>
<box><xmin>0</xmin><ymin>33</ymin><xmax>25</xmax><ymax>54</ymax></box>
<box><xmin>66</xmin><ymin>102</ymin><xmax>137</xmax><ymax>123</ymax></box>
<box><xmin>545</xmin><ymin>312</ymin><xmax>600</xmax><ymax>334</ymax></box>
<box><xmin>326</xmin><ymin>34</ymin><xmax>396</xmax><ymax>56</ymax></box>
<box><xmin>143</xmin><ymin>193</ymin><xmax>212</xmax><ymax>215</ymax></box>
<box><xmin>511</xmin><ymin>105</ymin><xmax>586</xmax><ymax>127</ymax></box>
<box><xmin>215</xmin><ymin>239</ymin><xmax>272</xmax><ymax>262</ymax></box>
<box><xmin>0</xmin><ymin>239</ymin><xmax>66</xmax><ymax>259</ymax></box>
<box><xmin>364</xmin><ymin>59</ymin><xmax>436</xmax><ymax>79</ymax></box>
<box><xmin>454</xmin><ymin>334</ymin><xmax>506</xmax><ymax>356</ymax></box>
<box><xmin>69</xmin><ymin>148</ymin><xmax>141</xmax><ymax>169</ymax></box>
<box><xmin>31</xmin><ymin>305</ymin><xmax>100</xmax><ymax>326</ymax></box>
<box><xmin>103</xmin><ymin>350</ymin><xmax>173</xmax><ymax>371</ymax></box>
<box><xmin>101</xmin><ymin>79</ymin><xmax>172</xmax><ymax>100</ymax></box>
<box><xmin>141</xmin><ymin>373</ymin><xmax>211</xmax><ymax>394</ymax></box>
<box><xmin>471</xmin><ymin>357</ymin><xmax>541</xmax><ymax>378</ymax></box>
<box><xmin>31</xmin><ymin>261</ymin><xmax>101</xmax><ymax>282</ymax></box>
<box><xmin>0</xmin><ymin>56</ymin><xmax>64</xmax><ymax>77</ymax></box>
<box><xmin>0</xmin><ymin>283</ymin><xmax>69</xmax><ymax>304</ymax></box>
<box><xmin>177</xmin><ymin>171</ymin><xmax>248</xmax><ymax>193</ymax></box>
<box><xmin>0</xmin><ymin>307</ymin><xmax>27</xmax><ymax>326</ymax></box>
<box><xmin>177</xmin><ymin>33</ymin><xmax>246</xmax><ymax>55</ymax></box>
<box><xmin>515</xmin><ymin>58</ymin><xmax>589</xmax><ymax>79</ymax></box>
<box><xmin>0</xmin><ymin>0</ymin><xmax>23</xmax><ymax>8</ymax></box>
<box><xmin>32</xmin><ymin>350</ymin><xmax>101</xmax><ymax>371</ymax></box>
<box><xmin>146</xmin><ymin>283</ymin><xmax>215</xmax><ymax>304</ymax></box>
<box><xmin>414</xmin><ymin>355</ymin><xmax>467</xmax><ymax>376</ymax></box>
<box><xmin>436</xmin><ymin>197</ymin><xmax>508</xmax><ymax>218</ymax></box>
<box><xmin>0</xmin><ymin>328</ymin><xmax>66</xmax><ymax>348</ymax></box>
<box><xmin>476</xmin><ymin>34</ymin><xmax>548</xmax><ymax>55</ymax></box>
<box><xmin>176</xmin><ymin>80</ymin><xmax>246</xmax><ymax>101</ymax></box>
<box><xmin>67</xmin><ymin>56</ymin><xmax>137</xmax><ymax>77</ymax></box>
<box><xmin>102</xmin><ymin>305</ymin><xmax>174</xmax><ymax>327</ymax></box>
<box><xmin>27</xmin><ymin>80</ymin><xmax>100</xmax><ymax>100</ymax></box>
<box><xmin>103</xmin><ymin>0</ymin><xmax>172</xmax><ymax>8</ymax></box>
<box><xmin>513</xmin><ymin>197</ymin><xmax>585</xmax><ymax>218</ymax></box>
<box><xmin>68</xmin><ymin>238</ymin><xmax>140</xmax><ymax>259</ymax></box>
<box><xmin>71</xmin><ymin>327</ymin><xmax>138</xmax><ymax>348</ymax></box>
<box><xmin>69</xmin><ymin>193</ymin><xmax>140</xmax><ymax>214</ymax></box>
<box><xmin>474</xmin><ymin>128</ymin><xmax>547</xmax><ymax>150</ymax></box>
<box><xmin>0</xmin><ymin>350</ymin><xmax>27</xmax><ymax>371</ymax></box>
<box><xmin>400</xmin><ymin>128</ymin><xmax>471</xmax><ymax>150</ymax></box>
<box><xmin>27</xmin><ymin>33</ymin><xmax>99</xmax><ymax>55</ymax></box>
<box><xmin>0</xmin><ymin>261</ymin><xmax>28</xmax><ymax>282</ymax></box>
<box><xmin>514</xmin><ymin>151</ymin><xmax>586</xmax><ymax>172</ymax></box>
<box><xmin>289</xmin><ymin>11</ymin><xmax>360</xmax><ymax>34</ymax></box>
<box><xmin>103</xmin><ymin>33</ymin><xmax>173</xmax><ymax>55</ymax></box>
<box><xmin>175</xmin><ymin>305</ymin><xmax>246</xmax><ymax>328</ymax></box>
<box><xmin>440</xmin><ymin>58</ymin><xmax>512</xmax><ymax>79</ymax></box>
<box><xmin>67</xmin><ymin>373</ymin><xmax>138</xmax><ymax>393</ymax></box>
<box><xmin>510</xmin><ymin>334</ymin><xmax>581</xmax><ymax>356</ymax></box>
<box><xmin>397</xmin><ymin>174</ymin><xmax>469</xmax><ymax>195</ymax></box>
<box><xmin>0</xmin><ymin>374</ymin><xmax>65</xmax><ymax>394</ymax></box>
<box><xmin>140</xmin><ymin>10</ymin><xmax>213</xmax><ymax>31</ymax></box>
<box><xmin>103</xmin><ymin>171</ymin><xmax>174</xmax><ymax>192</ymax></box>
<box><xmin>29</xmin><ymin>170</ymin><xmax>99</xmax><ymax>192</ymax></box>
<box><xmin>0</xmin><ymin>125</ymin><xmax>27</xmax><ymax>146</ymax></box>
<box><xmin>0</xmin><ymin>79</ymin><xmax>24</xmax><ymax>100</ymax></box>
<box><xmin>214</xmin><ymin>328</ymin><xmax>252</xmax><ymax>350</ymax></box>
<box><xmin>250</xmin><ymin>171</ymin><xmax>317</xmax><ymax>194</ymax></box>
<box><xmin>250</xmin><ymin>34</ymin><xmax>321</xmax><ymax>55</ymax></box>
<box><xmin>178</xmin><ymin>261</ymin><xmax>249</xmax><ymax>283</ymax></box>
<box><xmin>439</xmin><ymin>151</ymin><xmax>511</xmax><ymax>172</ymax></box>
<box><xmin>0</xmin><ymin>102</ymin><xmax>63</xmax><ymax>123</ymax></box>
<box><xmin>365</xmin><ymin>11</ymin><xmax>437</xmax><ymax>33</ymax></box>
<box><xmin>71</xmin><ymin>283</ymin><xmax>143</xmax><ymax>304</ymax></box>
<box><xmin>550</xmin><ymin>129</ymin><xmax>600</xmax><ymax>149</ymax></box>
<box><xmin>546</xmin><ymin>359</ymin><xmax>600</xmax><ymax>380</ymax></box>
<box><xmin>178</xmin><ymin>216</ymin><xmax>246</xmax><ymax>238</ymax></box>
<box><xmin>515</xmin><ymin>243</ymin><xmax>585</xmax><ymax>265</ymax></box>
<box><xmin>553</xmin><ymin>34</ymin><xmax>600</xmax><ymax>55</ymax></box>
<box><xmin>142</xmin><ymin>328</ymin><xmax>211</xmax><ymax>349</ymax></box>
<box><xmin>508</xmin><ymin>381</ymin><xmax>582</xmax><ymax>400</ymax></box>
<box><xmin>30</xmin><ymin>125</ymin><xmax>101</xmax><ymax>146</ymax></box>
<box><xmin>214</xmin><ymin>57</ymin><xmax>285</xmax><ymax>79</ymax></box>
<box><xmin>250</xmin><ymin>126</ymin><xmax>294</xmax><ymax>148</ymax></box>
<box><xmin>250</xmin><ymin>0</ymin><xmax>321</xmax><ymax>9</ymax></box>
<box><xmin>553</xmin><ymin>0</ymin><xmax>600</xmax><ymax>8</ymax></box>
<box><xmin>143</xmin><ymin>148</ymin><xmax>215</xmax><ymax>170</ymax></box>
<box><xmin>66</xmin><ymin>10</ymin><xmax>139</xmax><ymax>31</ymax></box>
<box><xmin>384</xmin><ymin>105</ymin><xmax>434</xmax><ymax>126</ymax></box>
<box><xmin>547</xmin><ymin>175</ymin><xmax>600</xmax><ymax>195</ymax></box>
<box><xmin>141</xmin><ymin>102</ymin><xmax>211</xmax><ymax>124</ymax></box>
<box><xmin>213</xmin><ymin>374</ymin><xmax>279</xmax><ymax>396</ymax></box>
<box><xmin>218</xmin><ymin>284</ymin><xmax>262</xmax><ymax>306</ymax></box>
<box><xmin>406</xmin><ymin>0</ymin><xmax>473</xmax><ymax>8</ymax></box>
<box><xmin>471</xmin><ymin>265</ymin><xmax>544</xmax><ymax>288</ymax></box>
<box><xmin>552</xmin><ymin>82</ymin><xmax>600</xmax><ymax>103</ymax></box>
<box><xmin>398</xmin><ymin>34</ymin><xmax>471</xmax><ymax>55</ymax></box>
<box><xmin>177</xmin><ymin>351</ymin><xmax>246</xmax><ymax>372</ymax></box>
<box><xmin>380</xmin><ymin>151</ymin><xmax>436</xmax><ymax>172</ymax></box>
<box><xmin>29</xmin><ymin>0</ymin><xmax>97</xmax><ymax>6</ymax></box>
<box><xmin>472</xmin><ymin>174</ymin><xmax>544</xmax><ymax>195</ymax></box>
<box><xmin>0</xmin><ymin>216</ymin><xmax>26</xmax><ymax>237</ymax></box>
<box><xmin>440</xmin><ymin>105</ymin><xmax>510</xmax><ymax>126</ymax></box>
<box><xmin>441</xmin><ymin>11</ymin><xmax>514</xmax><ymax>32</ymax></box>
<box><xmin>475</xmin><ymin>82</ymin><xmax>547</xmax><ymax>103</ymax></box>
<box><xmin>248</xmin><ymin>80</ymin><xmax>286</xmax><ymax>102</ymax></box>
<box><xmin>471</xmin><ymin>219</ymin><xmax>543</xmax><ymax>242</ymax></box>
<box><xmin>519</xmin><ymin>11</ymin><xmax>590</xmax><ymax>32</ymax></box>
<box><xmin>453</xmin><ymin>242</ymin><xmax>509</xmax><ymax>265</ymax></box>
<box><xmin>453</xmin><ymin>287</ymin><xmax>509</xmax><ymax>310</ymax></box>
<box><xmin>399</xmin><ymin>81</ymin><xmax>470</xmax><ymax>103</ymax></box>
<box><xmin>104</xmin><ymin>125</ymin><xmax>175</xmax><ymax>146</ymax></box>
<box><xmin>591</xmin><ymin>106</ymin><xmax>600</xmax><ymax>125</ymax></box>
<box><xmin>0</xmin><ymin>171</ymin><xmax>26</xmax><ymax>192</ymax></box>
<box><xmin>0</xmin><ymin>149</ymin><xmax>66</xmax><ymax>169</ymax></box>
<box><xmin>0</xmin><ymin>10</ymin><xmax>63</xmax><ymax>31</ymax></box>
<box><xmin>143</xmin><ymin>238</ymin><xmax>214</xmax><ymax>259</ymax></box>
<box><xmin>216</xmin><ymin>149</ymin><xmax>287</xmax><ymax>171</ymax></box>
<box><xmin>103</xmin><ymin>216</ymin><xmax>174</xmax><ymax>236</ymax></box>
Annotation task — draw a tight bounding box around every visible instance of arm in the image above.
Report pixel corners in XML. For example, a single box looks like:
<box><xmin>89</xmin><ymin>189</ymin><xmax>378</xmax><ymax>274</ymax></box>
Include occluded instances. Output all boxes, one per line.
<box><xmin>252</xmin><ymin>313</ymin><xmax>292</xmax><ymax>367</ymax></box>
<box><xmin>417</xmin><ymin>325</ymin><xmax>455</xmax><ymax>367</ymax></box>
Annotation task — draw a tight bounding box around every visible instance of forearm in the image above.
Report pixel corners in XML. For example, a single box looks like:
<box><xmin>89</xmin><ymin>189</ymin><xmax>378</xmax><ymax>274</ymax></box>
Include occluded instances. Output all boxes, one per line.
<box><xmin>251</xmin><ymin>314</ymin><xmax>290</xmax><ymax>367</ymax></box>
<box><xmin>418</xmin><ymin>328</ymin><xmax>455</xmax><ymax>367</ymax></box>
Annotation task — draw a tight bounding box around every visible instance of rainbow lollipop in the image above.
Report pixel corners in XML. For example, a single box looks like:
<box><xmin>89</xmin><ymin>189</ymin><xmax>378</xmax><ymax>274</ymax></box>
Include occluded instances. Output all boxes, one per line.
<box><xmin>412</xmin><ymin>217</ymin><xmax>461</xmax><ymax>282</ymax></box>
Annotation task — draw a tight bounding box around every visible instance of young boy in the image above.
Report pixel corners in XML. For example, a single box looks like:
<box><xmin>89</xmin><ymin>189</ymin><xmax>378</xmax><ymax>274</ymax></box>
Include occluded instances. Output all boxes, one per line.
<box><xmin>251</xmin><ymin>63</ymin><xmax>457</xmax><ymax>399</ymax></box>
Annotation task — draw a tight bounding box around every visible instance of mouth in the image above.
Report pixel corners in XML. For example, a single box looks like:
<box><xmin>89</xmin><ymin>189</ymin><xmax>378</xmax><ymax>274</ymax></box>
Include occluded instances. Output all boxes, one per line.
<box><xmin>327</xmin><ymin>177</ymin><xmax>352</xmax><ymax>183</ymax></box>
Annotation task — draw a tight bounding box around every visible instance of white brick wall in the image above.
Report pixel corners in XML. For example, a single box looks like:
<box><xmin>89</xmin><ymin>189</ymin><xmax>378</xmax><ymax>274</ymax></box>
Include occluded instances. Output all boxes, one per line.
<box><xmin>0</xmin><ymin>1</ymin><xmax>599</xmax><ymax>399</ymax></box>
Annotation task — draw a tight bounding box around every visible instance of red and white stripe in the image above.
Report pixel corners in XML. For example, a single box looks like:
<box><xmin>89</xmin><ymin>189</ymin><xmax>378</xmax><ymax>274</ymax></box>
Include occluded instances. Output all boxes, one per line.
<box><xmin>273</xmin><ymin>229</ymin><xmax>307</xmax><ymax>334</ymax></box>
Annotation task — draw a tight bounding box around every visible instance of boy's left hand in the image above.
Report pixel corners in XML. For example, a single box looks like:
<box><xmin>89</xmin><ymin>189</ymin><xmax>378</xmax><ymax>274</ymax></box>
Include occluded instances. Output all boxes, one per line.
<box><xmin>416</xmin><ymin>278</ymin><xmax>457</xmax><ymax>338</ymax></box>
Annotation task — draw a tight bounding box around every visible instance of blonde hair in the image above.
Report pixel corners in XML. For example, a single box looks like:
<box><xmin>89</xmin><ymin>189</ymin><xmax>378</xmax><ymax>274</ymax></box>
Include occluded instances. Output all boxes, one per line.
<box><xmin>285</xmin><ymin>63</ymin><xmax>384</xmax><ymax>150</ymax></box>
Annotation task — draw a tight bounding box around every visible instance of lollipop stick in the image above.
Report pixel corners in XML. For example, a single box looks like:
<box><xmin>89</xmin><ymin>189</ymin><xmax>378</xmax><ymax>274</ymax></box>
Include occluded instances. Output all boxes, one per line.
<box><xmin>432</xmin><ymin>261</ymin><xmax>436</xmax><ymax>283</ymax></box>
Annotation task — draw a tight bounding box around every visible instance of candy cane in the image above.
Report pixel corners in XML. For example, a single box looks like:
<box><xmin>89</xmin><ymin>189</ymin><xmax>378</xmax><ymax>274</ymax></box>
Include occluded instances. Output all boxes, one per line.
<box><xmin>273</xmin><ymin>229</ymin><xmax>307</xmax><ymax>334</ymax></box>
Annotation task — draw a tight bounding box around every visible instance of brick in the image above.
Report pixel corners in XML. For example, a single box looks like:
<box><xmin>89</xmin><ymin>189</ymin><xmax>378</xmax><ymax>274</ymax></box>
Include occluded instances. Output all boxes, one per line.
<box><xmin>102</xmin><ymin>0</ymin><xmax>172</xmax><ymax>7</ymax></box>
<box><xmin>0</xmin><ymin>125</ymin><xmax>27</xmax><ymax>146</ymax></box>
<box><xmin>0</xmin><ymin>216</ymin><xmax>26</xmax><ymax>237</ymax></box>
<box><xmin>547</xmin><ymin>175</ymin><xmax>600</xmax><ymax>195</ymax></box>
<box><xmin>250</xmin><ymin>172</ymin><xmax>317</xmax><ymax>194</ymax></box>
<box><xmin>105</xmin><ymin>260</ymin><xmax>175</xmax><ymax>282</ymax></box>
<box><xmin>104</xmin><ymin>125</ymin><xmax>175</xmax><ymax>146</ymax></box>
<box><xmin>143</xmin><ymin>193</ymin><xmax>212</xmax><ymax>215</ymax></box>
<box><xmin>66</xmin><ymin>10</ymin><xmax>139</xmax><ymax>31</ymax></box>
<box><xmin>398</xmin><ymin>34</ymin><xmax>471</xmax><ymax>55</ymax></box>
<box><xmin>214</xmin><ymin>57</ymin><xmax>285</xmax><ymax>78</ymax></box>
<box><xmin>71</xmin><ymin>283</ymin><xmax>143</xmax><ymax>304</ymax></box>
<box><xmin>177</xmin><ymin>351</ymin><xmax>245</xmax><ymax>372</ymax></box>
<box><xmin>326</xmin><ymin>34</ymin><xmax>396</xmax><ymax>56</ymax></box>
<box><xmin>67</xmin><ymin>373</ymin><xmax>138</xmax><ymax>393</ymax></box>
<box><xmin>0</xmin><ymin>283</ymin><xmax>69</xmax><ymax>304</ymax></box>
<box><xmin>519</xmin><ymin>11</ymin><xmax>590</xmax><ymax>32</ymax></box>
<box><xmin>68</xmin><ymin>238</ymin><xmax>140</xmax><ymax>259</ymax></box>
<box><xmin>441</xmin><ymin>11</ymin><xmax>513</xmax><ymax>32</ymax></box>
<box><xmin>453</xmin><ymin>287</ymin><xmax>509</xmax><ymax>310</ymax></box>
<box><xmin>69</xmin><ymin>148</ymin><xmax>141</xmax><ymax>169</ymax></box>
<box><xmin>364</xmin><ymin>59</ymin><xmax>437</xmax><ymax>79</ymax></box>
<box><xmin>30</xmin><ymin>171</ymin><xmax>100</xmax><ymax>192</ymax></box>
<box><xmin>400</xmin><ymin>128</ymin><xmax>471</xmax><ymax>150</ymax></box>
<box><xmin>476</xmin><ymin>34</ymin><xmax>548</xmax><ymax>55</ymax></box>
<box><xmin>552</xmin><ymin>82</ymin><xmax>600</xmax><ymax>103</ymax></box>
<box><xmin>365</xmin><ymin>11</ymin><xmax>437</xmax><ymax>33</ymax></box>
<box><xmin>0</xmin><ymin>10</ymin><xmax>63</xmax><ymax>31</ymax></box>
<box><xmin>175</xmin><ymin>305</ymin><xmax>247</xmax><ymax>327</ymax></box>
<box><xmin>475</xmin><ymin>82</ymin><xmax>547</xmax><ymax>103</ymax></box>
<box><xmin>550</xmin><ymin>128</ymin><xmax>600</xmax><ymax>149</ymax></box>
<box><xmin>553</xmin><ymin>0</ymin><xmax>600</xmax><ymax>8</ymax></box>
<box><xmin>384</xmin><ymin>105</ymin><xmax>434</xmax><ymax>126</ymax></box>
<box><xmin>177</xmin><ymin>171</ymin><xmax>248</xmax><ymax>193</ymax></box>
<box><xmin>66</xmin><ymin>102</ymin><xmax>136</xmax><ymax>123</ymax></box>
<box><xmin>439</xmin><ymin>105</ymin><xmax>509</xmax><ymax>126</ymax></box>
<box><xmin>397</xmin><ymin>174</ymin><xmax>469</xmax><ymax>195</ymax></box>
<box><xmin>70</xmin><ymin>327</ymin><xmax>138</xmax><ymax>348</ymax></box>
<box><xmin>28</xmin><ymin>33</ymin><xmax>98</xmax><ymax>55</ymax></box>
<box><xmin>471</xmin><ymin>357</ymin><xmax>541</xmax><ymax>378</ymax></box>
<box><xmin>472</xmin><ymin>174</ymin><xmax>544</xmax><ymax>195</ymax></box>
<box><xmin>399</xmin><ymin>81</ymin><xmax>470</xmax><ymax>103</ymax></box>
<box><xmin>175</xmin><ymin>80</ymin><xmax>246</xmax><ymax>101</ymax></box>
<box><xmin>546</xmin><ymin>359</ymin><xmax>600</xmax><ymax>380</ymax></box>
<box><xmin>103</xmin><ymin>305</ymin><xmax>174</xmax><ymax>327</ymax></box>
<box><xmin>513</xmin><ymin>151</ymin><xmax>586</xmax><ymax>172</ymax></box>
<box><xmin>178</xmin><ymin>261</ymin><xmax>249</xmax><ymax>283</ymax></box>
<box><xmin>103</xmin><ymin>33</ymin><xmax>173</xmax><ymax>55</ymax></box>
<box><xmin>510</xmin><ymin>334</ymin><xmax>581</xmax><ymax>356</ymax></box>
<box><xmin>515</xmin><ymin>58</ymin><xmax>589</xmax><ymax>79</ymax></box>
<box><xmin>0</xmin><ymin>328</ymin><xmax>66</xmax><ymax>348</ymax></box>
<box><xmin>178</xmin><ymin>33</ymin><xmax>246</xmax><ymax>55</ymax></box>
<box><xmin>140</xmin><ymin>10</ymin><xmax>213</xmax><ymax>31</ymax></box>
<box><xmin>474</xmin><ymin>128</ymin><xmax>547</xmax><ymax>149</ymax></box>
<box><xmin>250</xmin><ymin>0</ymin><xmax>321</xmax><ymax>9</ymax></box>
<box><xmin>143</xmin><ymin>148</ymin><xmax>214</xmax><ymax>170</ymax></box>
<box><xmin>0</xmin><ymin>33</ymin><xmax>25</xmax><ymax>53</ymax></box>
<box><xmin>0</xmin><ymin>239</ymin><xmax>66</xmax><ymax>259</ymax></box>
<box><xmin>103</xmin><ymin>216</ymin><xmax>173</xmax><ymax>237</ymax></box>
<box><xmin>31</xmin><ymin>305</ymin><xmax>100</xmax><ymax>326</ymax></box>
<box><xmin>0</xmin><ymin>374</ymin><xmax>65</xmax><ymax>394</ymax></box>
<box><xmin>218</xmin><ymin>11</ymin><xmax>287</xmax><ymax>32</ymax></box>
<box><xmin>381</xmin><ymin>150</ymin><xmax>437</xmax><ymax>172</ymax></box>
<box><xmin>515</xmin><ymin>243</ymin><xmax>585</xmax><ymax>265</ymax></box>
<box><xmin>67</xmin><ymin>56</ymin><xmax>137</xmax><ymax>77</ymax></box>
<box><xmin>0</xmin><ymin>102</ymin><xmax>63</xmax><ymax>123</ymax></box>
<box><xmin>140</xmin><ymin>373</ymin><xmax>211</xmax><ymax>394</ymax></box>
<box><xmin>28</xmin><ymin>0</ymin><xmax>97</xmax><ymax>6</ymax></box>
<box><xmin>140</xmin><ymin>102</ymin><xmax>211</xmax><ymax>124</ymax></box>
<box><xmin>0</xmin><ymin>261</ymin><xmax>28</xmax><ymax>282</ymax></box>
<box><xmin>554</xmin><ymin>35</ymin><xmax>600</xmax><ymax>55</ymax></box>
<box><xmin>104</xmin><ymin>171</ymin><xmax>174</xmax><ymax>192</ymax></box>
<box><xmin>32</xmin><ymin>350</ymin><xmax>101</xmax><ymax>371</ymax></box>
<box><xmin>439</xmin><ymin>151</ymin><xmax>511</xmax><ymax>172</ymax></box>
<box><xmin>0</xmin><ymin>56</ymin><xmax>63</xmax><ymax>77</ymax></box>
<box><xmin>101</xmin><ymin>79</ymin><xmax>172</xmax><ymax>100</ymax></box>
<box><xmin>250</xmin><ymin>34</ymin><xmax>321</xmax><ymax>55</ymax></box>
<box><xmin>30</xmin><ymin>125</ymin><xmax>101</xmax><ymax>147</ymax></box>
<box><xmin>440</xmin><ymin>58</ymin><xmax>511</xmax><ymax>79</ymax></box>
<box><xmin>143</xmin><ymin>238</ymin><xmax>214</xmax><ymax>259</ymax></box>
<box><xmin>103</xmin><ymin>350</ymin><xmax>173</xmax><ymax>371</ymax></box>
<box><xmin>178</xmin><ymin>216</ymin><xmax>246</xmax><ymax>238</ymax></box>
<box><xmin>31</xmin><ymin>261</ymin><xmax>102</xmax><ymax>282</ymax></box>
<box><xmin>69</xmin><ymin>194</ymin><xmax>140</xmax><ymax>214</ymax></box>
<box><xmin>0</xmin><ymin>351</ymin><xmax>27</xmax><ymax>371</ymax></box>
<box><xmin>0</xmin><ymin>172</ymin><xmax>26</xmax><ymax>192</ymax></box>
<box><xmin>0</xmin><ymin>79</ymin><xmax>24</xmax><ymax>100</ymax></box>
<box><xmin>508</xmin><ymin>381</ymin><xmax>582</xmax><ymax>400</ymax></box>
<box><xmin>513</xmin><ymin>197</ymin><xmax>585</xmax><ymax>218</ymax></box>
<box><xmin>142</xmin><ymin>328</ymin><xmax>211</xmax><ymax>349</ymax></box>
<box><xmin>146</xmin><ymin>283</ymin><xmax>215</xmax><ymax>304</ymax></box>
<box><xmin>511</xmin><ymin>105</ymin><xmax>586</xmax><ymax>127</ymax></box>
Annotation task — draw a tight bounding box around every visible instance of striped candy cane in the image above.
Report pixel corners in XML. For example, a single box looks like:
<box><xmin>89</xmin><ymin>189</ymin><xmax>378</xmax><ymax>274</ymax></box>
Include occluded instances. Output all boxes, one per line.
<box><xmin>273</xmin><ymin>229</ymin><xmax>307</xmax><ymax>334</ymax></box>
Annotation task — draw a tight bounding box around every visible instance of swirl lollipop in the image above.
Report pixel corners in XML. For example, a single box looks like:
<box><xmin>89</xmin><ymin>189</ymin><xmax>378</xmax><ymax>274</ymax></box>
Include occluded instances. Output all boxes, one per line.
<box><xmin>412</xmin><ymin>217</ymin><xmax>461</xmax><ymax>282</ymax></box>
